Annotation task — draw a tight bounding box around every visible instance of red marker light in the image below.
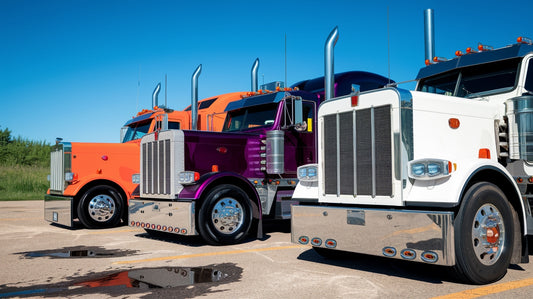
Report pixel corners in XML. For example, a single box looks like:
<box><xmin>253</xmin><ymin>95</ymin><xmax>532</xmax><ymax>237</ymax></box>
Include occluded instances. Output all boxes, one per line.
<box><xmin>101</xmin><ymin>155</ymin><xmax>109</xmax><ymax>161</ymax></box>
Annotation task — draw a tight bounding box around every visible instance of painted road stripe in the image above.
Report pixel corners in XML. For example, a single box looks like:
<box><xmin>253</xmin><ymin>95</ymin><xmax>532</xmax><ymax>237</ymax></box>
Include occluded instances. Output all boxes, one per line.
<box><xmin>432</xmin><ymin>277</ymin><xmax>533</xmax><ymax>299</ymax></box>
<box><xmin>113</xmin><ymin>245</ymin><xmax>306</xmax><ymax>265</ymax></box>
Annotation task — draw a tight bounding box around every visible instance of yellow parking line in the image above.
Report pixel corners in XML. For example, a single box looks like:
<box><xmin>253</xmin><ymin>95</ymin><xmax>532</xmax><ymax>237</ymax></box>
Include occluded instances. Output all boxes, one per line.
<box><xmin>113</xmin><ymin>244</ymin><xmax>306</xmax><ymax>265</ymax></box>
<box><xmin>432</xmin><ymin>277</ymin><xmax>533</xmax><ymax>299</ymax></box>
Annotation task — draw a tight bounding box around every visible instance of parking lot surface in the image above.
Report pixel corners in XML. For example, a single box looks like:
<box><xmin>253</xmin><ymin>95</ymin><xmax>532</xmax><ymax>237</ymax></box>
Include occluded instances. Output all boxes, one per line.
<box><xmin>2</xmin><ymin>200</ymin><xmax>533</xmax><ymax>298</ymax></box>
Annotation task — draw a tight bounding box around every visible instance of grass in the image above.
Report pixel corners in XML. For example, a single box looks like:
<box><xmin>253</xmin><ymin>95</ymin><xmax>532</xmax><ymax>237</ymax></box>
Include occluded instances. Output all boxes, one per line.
<box><xmin>0</xmin><ymin>165</ymin><xmax>49</xmax><ymax>200</ymax></box>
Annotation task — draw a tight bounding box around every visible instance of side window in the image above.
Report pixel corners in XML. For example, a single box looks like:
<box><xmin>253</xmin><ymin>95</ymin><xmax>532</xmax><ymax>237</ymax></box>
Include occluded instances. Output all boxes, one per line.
<box><xmin>525</xmin><ymin>59</ymin><xmax>533</xmax><ymax>92</ymax></box>
<box><xmin>169</xmin><ymin>122</ymin><xmax>181</xmax><ymax>130</ymax></box>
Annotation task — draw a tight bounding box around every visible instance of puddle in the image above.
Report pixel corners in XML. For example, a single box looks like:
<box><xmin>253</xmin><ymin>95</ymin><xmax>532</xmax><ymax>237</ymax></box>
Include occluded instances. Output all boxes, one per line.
<box><xmin>17</xmin><ymin>246</ymin><xmax>138</xmax><ymax>259</ymax></box>
<box><xmin>77</xmin><ymin>266</ymin><xmax>227</xmax><ymax>288</ymax></box>
<box><xmin>0</xmin><ymin>263</ymin><xmax>241</xmax><ymax>298</ymax></box>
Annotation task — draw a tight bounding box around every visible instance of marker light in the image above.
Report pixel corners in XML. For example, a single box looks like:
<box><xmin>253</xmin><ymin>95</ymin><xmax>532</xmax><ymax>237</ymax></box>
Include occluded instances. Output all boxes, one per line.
<box><xmin>517</xmin><ymin>36</ymin><xmax>533</xmax><ymax>45</ymax></box>
<box><xmin>477</xmin><ymin>44</ymin><xmax>493</xmax><ymax>51</ymax></box>
<box><xmin>432</xmin><ymin>56</ymin><xmax>448</xmax><ymax>63</ymax></box>
<box><xmin>178</xmin><ymin>171</ymin><xmax>200</xmax><ymax>184</ymax></box>
<box><xmin>297</xmin><ymin>164</ymin><xmax>318</xmax><ymax>182</ymax></box>
<box><xmin>455</xmin><ymin>50</ymin><xmax>464</xmax><ymax>56</ymax></box>
<box><xmin>408</xmin><ymin>159</ymin><xmax>453</xmax><ymax>180</ymax></box>
<box><xmin>466</xmin><ymin>47</ymin><xmax>478</xmax><ymax>54</ymax></box>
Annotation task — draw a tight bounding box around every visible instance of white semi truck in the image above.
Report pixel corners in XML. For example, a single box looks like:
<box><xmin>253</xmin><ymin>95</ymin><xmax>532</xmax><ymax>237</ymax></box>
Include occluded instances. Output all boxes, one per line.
<box><xmin>291</xmin><ymin>12</ymin><xmax>533</xmax><ymax>284</ymax></box>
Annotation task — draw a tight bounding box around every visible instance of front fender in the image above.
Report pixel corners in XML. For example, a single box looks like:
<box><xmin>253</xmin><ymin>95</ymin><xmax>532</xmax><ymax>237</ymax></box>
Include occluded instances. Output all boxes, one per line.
<box><xmin>178</xmin><ymin>171</ymin><xmax>262</xmax><ymax>218</ymax></box>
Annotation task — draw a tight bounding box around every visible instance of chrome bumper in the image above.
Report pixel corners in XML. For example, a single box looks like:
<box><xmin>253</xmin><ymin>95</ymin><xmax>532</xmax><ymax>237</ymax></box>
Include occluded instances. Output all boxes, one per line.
<box><xmin>291</xmin><ymin>205</ymin><xmax>455</xmax><ymax>266</ymax></box>
<box><xmin>44</xmin><ymin>194</ymin><xmax>74</xmax><ymax>227</ymax></box>
<box><xmin>128</xmin><ymin>199</ymin><xmax>196</xmax><ymax>236</ymax></box>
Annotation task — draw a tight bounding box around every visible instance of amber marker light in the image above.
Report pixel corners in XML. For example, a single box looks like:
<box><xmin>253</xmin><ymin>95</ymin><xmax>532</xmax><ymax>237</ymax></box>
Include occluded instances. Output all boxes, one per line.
<box><xmin>455</xmin><ymin>50</ymin><xmax>464</xmax><ymax>56</ymax></box>
<box><xmin>517</xmin><ymin>36</ymin><xmax>533</xmax><ymax>44</ymax></box>
<box><xmin>449</xmin><ymin>118</ymin><xmax>460</xmax><ymax>129</ymax></box>
<box><xmin>478</xmin><ymin>148</ymin><xmax>491</xmax><ymax>159</ymax></box>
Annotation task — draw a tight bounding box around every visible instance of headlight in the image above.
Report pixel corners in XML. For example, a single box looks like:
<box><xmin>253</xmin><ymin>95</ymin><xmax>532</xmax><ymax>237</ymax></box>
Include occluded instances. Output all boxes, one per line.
<box><xmin>132</xmin><ymin>174</ymin><xmax>140</xmax><ymax>184</ymax></box>
<box><xmin>297</xmin><ymin>164</ymin><xmax>318</xmax><ymax>182</ymax></box>
<box><xmin>408</xmin><ymin>159</ymin><xmax>454</xmax><ymax>180</ymax></box>
<box><xmin>178</xmin><ymin>171</ymin><xmax>200</xmax><ymax>185</ymax></box>
<box><xmin>65</xmin><ymin>172</ymin><xmax>76</xmax><ymax>182</ymax></box>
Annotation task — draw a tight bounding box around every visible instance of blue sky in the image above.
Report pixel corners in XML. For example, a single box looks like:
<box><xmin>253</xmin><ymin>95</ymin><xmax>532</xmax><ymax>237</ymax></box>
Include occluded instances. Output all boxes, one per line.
<box><xmin>1</xmin><ymin>0</ymin><xmax>531</xmax><ymax>143</ymax></box>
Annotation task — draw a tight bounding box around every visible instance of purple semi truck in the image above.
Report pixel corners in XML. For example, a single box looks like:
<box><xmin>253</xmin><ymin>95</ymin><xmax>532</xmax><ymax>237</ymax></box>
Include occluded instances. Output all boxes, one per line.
<box><xmin>128</xmin><ymin>71</ymin><xmax>392</xmax><ymax>245</ymax></box>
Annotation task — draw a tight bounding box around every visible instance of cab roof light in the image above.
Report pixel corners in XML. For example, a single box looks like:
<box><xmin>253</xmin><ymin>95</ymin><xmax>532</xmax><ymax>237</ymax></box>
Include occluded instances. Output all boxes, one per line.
<box><xmin>432</xmin><ymin>56</ymin><xmax>448</xmax><ymax>63</ymax></box>
<box><xmin>455</xmin><ymin>50</ymin><xmax>464</xmax><ymax>57</ymax></box>
<box><xmin>517</xmin><ymin>36</ymin><xmax>533</xmax><ymax>45</ymax></box>
<box><xmin>477</xmin><ymin>43</ymin><xmax>493</xmax><ymax>52</ymax></box>
<box><xmin>466</xmin><ymin>47</ymin><xmax>479</xmax><ymax>54</ymax></box>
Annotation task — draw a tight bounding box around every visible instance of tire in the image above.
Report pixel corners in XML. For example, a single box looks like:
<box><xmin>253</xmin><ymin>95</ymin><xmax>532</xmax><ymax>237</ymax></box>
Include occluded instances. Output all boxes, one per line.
<box><xmin>197</xmin><ymin>184</ymin><xmax>253</xmax><ymax>245</ymax></box>
<box><xmin>453</xmin><ymin>182</ymin><xmax>514</xmax><ymax>284</ymax></box>
<box><xmin>77</xmin><ymin>185</ymin><xmax>123</xmax><ymax>229</ymax></box>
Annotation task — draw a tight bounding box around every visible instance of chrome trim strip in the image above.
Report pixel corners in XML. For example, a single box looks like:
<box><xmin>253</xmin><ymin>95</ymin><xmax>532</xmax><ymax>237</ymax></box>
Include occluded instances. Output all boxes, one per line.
<box><xmin>336</xmin><ymin>113</ymin><xmax>340</xmax><ymax>197</ymax></box>
<box><xmin>371</xmin><ymin>106</ymin><xmax>376</xmax><ymax>198</ymax></box>
<box><xmin>353</xmin><ymin>109</ymin><xmax>357</xmax><ymax>196</ymax></box>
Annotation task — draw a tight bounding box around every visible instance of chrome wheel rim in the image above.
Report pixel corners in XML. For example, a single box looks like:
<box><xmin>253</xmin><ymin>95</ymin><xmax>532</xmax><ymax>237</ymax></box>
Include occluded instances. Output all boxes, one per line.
<box><xmin>211</xmin><ymin>197</ymin><xmax>243</xmax><ymax>234</ymax></box>
<box><xmin>472</xmin><ymin>203</ymin><xmax>505</xmax><ymax>266</ymax></box>
<box><xmin>88</xmin><ymin>194</ymin><xmax>116</xmax><ymax>223</ymax></box>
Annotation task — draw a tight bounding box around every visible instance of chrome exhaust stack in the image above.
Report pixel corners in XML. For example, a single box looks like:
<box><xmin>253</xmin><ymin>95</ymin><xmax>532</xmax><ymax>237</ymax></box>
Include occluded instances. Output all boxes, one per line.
<box><xmin>424</xmin><ymin>9</ymin><xmax>435</xmax><ymax>63</ymax></box>
<box><xmin>325</xmin><ymin>26</ymin><xmax>339</xmax><ymax>101</ymax></box>
<box><xmin>251</xmin><ymin>58</ymin><xmax>260</xmax><ymax>92</ymax></box>
<box><xmin>191</xmin><ymin>64</ymin><xmax>202</xmax><ymax>130</ymax></box>
<box><xmin>152</xmin><ymin>83</ymin><xmax>161</xmax><ymax>108</ymax></box>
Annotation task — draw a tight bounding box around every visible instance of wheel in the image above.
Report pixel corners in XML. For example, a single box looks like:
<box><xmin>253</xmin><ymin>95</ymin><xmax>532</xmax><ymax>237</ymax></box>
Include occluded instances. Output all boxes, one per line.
<box><xmin>77</xmin><ymin>185</ymin><xmax>123</xmax><ymax>229</ymax></box>
<box><xmin>453</xmin><ymin>182</ymin><xmax>514</xmax><ymax>284</ymax></box>
<box><xmin>197</xmin><ymin>184</ymin><xmax>252</xmax><ymax>245</ymax></box>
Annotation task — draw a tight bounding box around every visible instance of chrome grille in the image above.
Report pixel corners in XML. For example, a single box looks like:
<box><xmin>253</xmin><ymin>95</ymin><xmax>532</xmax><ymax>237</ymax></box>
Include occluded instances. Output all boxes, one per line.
<box><xmin>323</xmin><ymin>105</ymin><xmax>392</xmax><ymax>197</ymax></box>
<box><xmin>142</xmin><ymin>139</ymin><xmax>171</xmax><ymax>195</ymax></box>
<box><xmin>49</xmin><ymin>146</ymin><xmax>65</xmax><ymax>192</ymax></box>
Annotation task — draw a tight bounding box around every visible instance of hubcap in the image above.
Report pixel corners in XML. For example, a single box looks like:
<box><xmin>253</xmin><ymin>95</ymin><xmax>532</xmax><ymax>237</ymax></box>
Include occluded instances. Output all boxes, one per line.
<box><xmin>472</xmin><ymin>203</ymin><xmax>505</xmax><ymax>265</ymax></box>
<box><xmin>88</xmin><ymin>195</ymin><xmax>116</xmax><ymax>222</ymax></box>
<box><xmin>211</xmin><ymin>197</ymin><xmax>243</xmax><ymax>235</ymax></box>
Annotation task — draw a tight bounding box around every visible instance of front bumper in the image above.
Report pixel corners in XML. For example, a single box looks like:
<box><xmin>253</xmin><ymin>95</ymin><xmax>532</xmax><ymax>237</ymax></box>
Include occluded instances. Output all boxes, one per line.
<box><xmin>291</xmin><ymin>205</ymin><xmax>455</xmax><ymax>266</ymax></box>
<box><xmin>128</xmin><ymin>199</ymin><xmax>196</xmax><ymax>236</ymax></box>
<box><xmin>44</xmin><ymin>194</ymin><xmax>74</xmax><ymax>227</ymax></box>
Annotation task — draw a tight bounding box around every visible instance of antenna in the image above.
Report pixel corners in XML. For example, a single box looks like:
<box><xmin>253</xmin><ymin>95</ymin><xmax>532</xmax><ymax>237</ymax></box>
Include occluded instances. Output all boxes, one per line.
<box><xmin>285</xmin><ymin>34</ymin><xmax>287</xmax><ymax>87</ymax></box>
<box><xmin>387</xmin><ymin>6</ymin><xmax>391</xmax><ymax>84</ymax></box>
<box><xmin>136</xmin><ymin>65</ymin><xmax>141</xmax><ymax>111</ymax></box>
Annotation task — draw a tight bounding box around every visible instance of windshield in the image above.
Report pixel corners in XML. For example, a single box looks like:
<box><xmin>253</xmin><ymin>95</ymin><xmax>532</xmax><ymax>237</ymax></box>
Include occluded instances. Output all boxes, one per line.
<box><xmin>222</xmin><ymin>103</ymin><xmax>278</xmax><ymax>132</ymax></box>
<box><xmin>122</xmin><ymin>120</ymin><xmax>151</xmax><ymax>142</ymax></box>
<box><xmin>417</xmin><ymin>58</ymin><xmax>521</xmax><ymax>98</ymax></box>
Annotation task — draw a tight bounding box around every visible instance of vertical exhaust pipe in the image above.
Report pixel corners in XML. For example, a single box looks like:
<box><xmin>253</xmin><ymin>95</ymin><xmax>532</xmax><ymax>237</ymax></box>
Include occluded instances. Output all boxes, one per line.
<box><xmin>251</xmin><ymin>58</ymin><xmax>260</xmax><ymax>92</ymax></box>
<box><xmin>325</xmin><ymin>26</ymin><xmax>339</xmax><ymax>101</ymax></box>
<box><xmin>152</xmin><ymin>83</ymin><xmax>161</xmax><ymax>108</ymax></box>
<box><xmin>191</xmin><ymin>64</ymin><xmax>202</xmax><ymax>130</ymax></box>
<box><xmin>424</xmin><ymin>9</ymin><xmax>435</xmax><ymax>63</ymax></box>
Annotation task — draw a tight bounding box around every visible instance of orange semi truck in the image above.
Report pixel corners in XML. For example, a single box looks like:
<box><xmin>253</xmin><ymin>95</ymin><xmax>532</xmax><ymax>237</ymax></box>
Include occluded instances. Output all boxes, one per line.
<box><xmin>44</xmin><ymin>88</ymin><xmax>249</xmax><ymax>229</ymax></box>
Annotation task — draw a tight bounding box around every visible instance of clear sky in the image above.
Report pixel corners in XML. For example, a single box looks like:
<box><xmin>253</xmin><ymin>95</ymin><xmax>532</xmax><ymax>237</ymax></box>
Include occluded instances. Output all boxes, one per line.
<box><xmin>1</xmin><ymin>0</ymin><xmax>531</xmax><ymax>143</ymax></box>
